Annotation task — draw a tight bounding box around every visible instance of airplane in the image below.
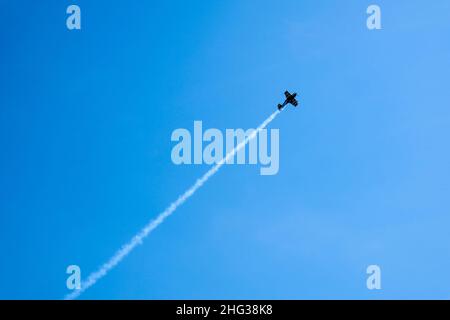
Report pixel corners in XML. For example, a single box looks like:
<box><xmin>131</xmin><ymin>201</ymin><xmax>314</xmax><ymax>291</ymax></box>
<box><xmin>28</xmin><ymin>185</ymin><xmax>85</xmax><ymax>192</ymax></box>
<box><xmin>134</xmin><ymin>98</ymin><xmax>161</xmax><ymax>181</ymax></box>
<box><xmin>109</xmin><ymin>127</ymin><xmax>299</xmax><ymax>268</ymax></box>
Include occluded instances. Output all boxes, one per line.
<box><xmin>278</xmin><ymin>90</ymin><xmax>299</xmax><ymax>110</ymax></box>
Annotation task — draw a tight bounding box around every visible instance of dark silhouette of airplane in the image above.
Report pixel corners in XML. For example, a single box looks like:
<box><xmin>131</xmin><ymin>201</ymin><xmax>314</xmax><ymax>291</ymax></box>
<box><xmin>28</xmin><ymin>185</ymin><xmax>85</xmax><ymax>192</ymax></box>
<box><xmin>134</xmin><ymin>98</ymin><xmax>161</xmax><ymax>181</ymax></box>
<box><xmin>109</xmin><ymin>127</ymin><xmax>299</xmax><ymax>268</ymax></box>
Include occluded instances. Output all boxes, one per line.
<box><xmin>278</xmin><ymin>90</ymin><xmax>298</xmax><ymax>110</ymax></box>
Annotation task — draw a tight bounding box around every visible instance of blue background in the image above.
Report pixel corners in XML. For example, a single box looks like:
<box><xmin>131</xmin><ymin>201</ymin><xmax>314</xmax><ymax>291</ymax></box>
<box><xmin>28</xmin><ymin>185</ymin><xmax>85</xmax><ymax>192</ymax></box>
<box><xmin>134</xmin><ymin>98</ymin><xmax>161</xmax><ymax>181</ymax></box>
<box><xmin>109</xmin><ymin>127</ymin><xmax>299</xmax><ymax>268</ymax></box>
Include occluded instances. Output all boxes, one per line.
<box><xmin>1</xmin><ymin>0</ymin><xmax>450</xmax><ymax>299</ymax></box>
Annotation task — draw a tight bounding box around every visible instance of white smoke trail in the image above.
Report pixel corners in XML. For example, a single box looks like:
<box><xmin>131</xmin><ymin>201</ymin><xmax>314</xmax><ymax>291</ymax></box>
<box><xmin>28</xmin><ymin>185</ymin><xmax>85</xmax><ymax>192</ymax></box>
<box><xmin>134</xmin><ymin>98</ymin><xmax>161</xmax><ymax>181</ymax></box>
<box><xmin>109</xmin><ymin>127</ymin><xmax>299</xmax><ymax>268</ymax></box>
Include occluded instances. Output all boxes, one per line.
<box><xmin>65</xmin><ymin>109</ymin><xmax>281</xmax><ymax>300</ymax></box>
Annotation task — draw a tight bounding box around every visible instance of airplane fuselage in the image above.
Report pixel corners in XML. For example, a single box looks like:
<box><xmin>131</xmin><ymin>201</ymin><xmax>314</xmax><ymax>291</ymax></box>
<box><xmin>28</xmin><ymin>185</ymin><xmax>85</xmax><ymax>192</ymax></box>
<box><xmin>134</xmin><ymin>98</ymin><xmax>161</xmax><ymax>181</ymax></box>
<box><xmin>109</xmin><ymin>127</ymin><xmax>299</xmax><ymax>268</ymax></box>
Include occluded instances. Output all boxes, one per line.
<box><xmin>286</xmin><ymin>92</ymin><xmax>297</xmax><ymax>101</ymax></box>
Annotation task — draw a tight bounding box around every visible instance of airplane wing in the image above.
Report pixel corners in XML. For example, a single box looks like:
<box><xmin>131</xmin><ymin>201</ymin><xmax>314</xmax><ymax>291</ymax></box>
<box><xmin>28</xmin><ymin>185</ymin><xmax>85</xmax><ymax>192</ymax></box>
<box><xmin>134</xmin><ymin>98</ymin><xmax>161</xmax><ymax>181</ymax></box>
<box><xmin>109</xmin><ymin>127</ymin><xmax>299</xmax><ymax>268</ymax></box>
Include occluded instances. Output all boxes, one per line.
<box><xmin>290</xmin><ymin>98</ymin><xmax>298</xmax><ymax>106</ymax></box>
<box><xmin>284</xmin><ymin>91</ymin><xmax>291</xmax><ymax>98</ymax></box>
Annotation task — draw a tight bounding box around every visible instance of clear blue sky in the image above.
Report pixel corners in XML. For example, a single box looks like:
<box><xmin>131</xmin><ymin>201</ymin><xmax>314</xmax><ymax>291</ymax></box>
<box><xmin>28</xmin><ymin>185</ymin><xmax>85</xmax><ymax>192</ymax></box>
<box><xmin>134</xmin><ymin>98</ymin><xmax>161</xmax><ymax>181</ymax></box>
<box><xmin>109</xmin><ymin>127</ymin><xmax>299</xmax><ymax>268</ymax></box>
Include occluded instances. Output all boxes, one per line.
<box><xmin>1</xmin><ymin>0</ymin><xmax>450</xmax><ymax>299</ymax></box>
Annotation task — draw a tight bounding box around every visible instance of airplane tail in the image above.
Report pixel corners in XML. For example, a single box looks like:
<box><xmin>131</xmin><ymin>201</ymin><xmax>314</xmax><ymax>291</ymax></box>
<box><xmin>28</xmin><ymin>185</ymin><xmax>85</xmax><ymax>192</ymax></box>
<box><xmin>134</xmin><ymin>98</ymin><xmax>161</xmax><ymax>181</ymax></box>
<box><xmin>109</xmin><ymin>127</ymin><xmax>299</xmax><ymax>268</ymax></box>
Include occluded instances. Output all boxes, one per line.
<box><xmin>277</xmin><ymin>104</ymin><xmax>283</xmax><ymax>110</ymax></box>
